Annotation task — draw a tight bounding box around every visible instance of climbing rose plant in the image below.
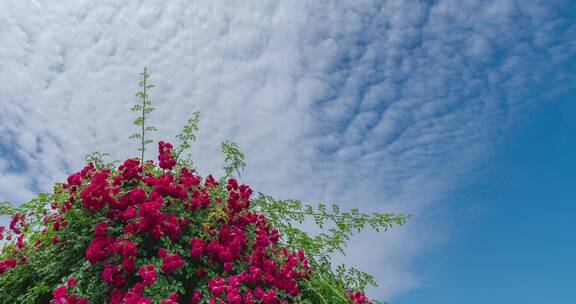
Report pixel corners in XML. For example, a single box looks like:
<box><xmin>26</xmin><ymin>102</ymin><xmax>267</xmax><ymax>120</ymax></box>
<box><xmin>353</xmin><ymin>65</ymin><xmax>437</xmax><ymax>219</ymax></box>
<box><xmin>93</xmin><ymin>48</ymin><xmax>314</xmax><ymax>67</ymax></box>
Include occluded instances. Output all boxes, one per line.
<box><xmin>0</xmin><ymin>68</ymin><xmax>408</xmax><ymax>304</ymax></box>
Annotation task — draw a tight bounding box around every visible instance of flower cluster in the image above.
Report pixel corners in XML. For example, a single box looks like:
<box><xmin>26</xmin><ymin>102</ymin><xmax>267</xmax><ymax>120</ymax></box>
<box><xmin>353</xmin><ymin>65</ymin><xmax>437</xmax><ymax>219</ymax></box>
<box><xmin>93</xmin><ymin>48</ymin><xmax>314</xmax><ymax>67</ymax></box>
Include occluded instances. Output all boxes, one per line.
<box><xmin>347</xmin><ymin>290</ymin><xmax>372</xmax><ymax>304</ymax></box>
<box><xmin>51</xmin><ymin>277</ymin><xmax>88</xmax><ymax>304</ymax></box>
<box><xmin>0</xmin><ymin>212</ymin><xmax>28</xmax><ymax>274</ymax></box>
<box><xmin>138</xmin><ymin>264</ymin><xmax>157</xmax><ymax>286</ymax></box>
<box><xmin>159</xmin><ymin>250</ymin><xmax>184</xmax><ymax>274</ymax></box>
<box><xmin>0</xmin><ymin>259</ymin><xmax>16</xmax><ymax>275</ymax></box>
<box><xmin>158</xmin><ymin>141</ymin><xmax>176</xmax><ymax>170</ymax></box>
<box><xmin>0</xmin><ymin>140</ymin><xmax>374</xmax><ymax>303</ymax></box>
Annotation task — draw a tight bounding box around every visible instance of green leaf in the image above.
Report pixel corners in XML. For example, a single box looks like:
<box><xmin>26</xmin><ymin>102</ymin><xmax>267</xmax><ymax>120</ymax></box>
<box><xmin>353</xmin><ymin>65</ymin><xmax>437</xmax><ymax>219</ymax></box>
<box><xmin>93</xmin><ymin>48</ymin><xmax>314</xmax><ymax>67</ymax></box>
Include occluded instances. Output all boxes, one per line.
<box><xmin>133</xmin><ymin>117</ymin><xmax>144</xmax><ymax>126</ymax></box>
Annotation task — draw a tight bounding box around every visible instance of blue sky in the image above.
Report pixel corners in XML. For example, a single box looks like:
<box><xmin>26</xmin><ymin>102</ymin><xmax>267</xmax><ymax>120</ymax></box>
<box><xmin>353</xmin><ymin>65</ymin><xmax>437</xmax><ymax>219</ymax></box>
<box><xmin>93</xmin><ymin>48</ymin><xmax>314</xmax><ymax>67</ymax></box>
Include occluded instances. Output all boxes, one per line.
<box><xmin>396</xmin><ymin>95</ymin><xmax>576</xmax><ymax>303</ymax></box>
<box><xmin>0</xmin><ymin>1</ymin><xmax>575</xmax><ymax>302</ymax></box>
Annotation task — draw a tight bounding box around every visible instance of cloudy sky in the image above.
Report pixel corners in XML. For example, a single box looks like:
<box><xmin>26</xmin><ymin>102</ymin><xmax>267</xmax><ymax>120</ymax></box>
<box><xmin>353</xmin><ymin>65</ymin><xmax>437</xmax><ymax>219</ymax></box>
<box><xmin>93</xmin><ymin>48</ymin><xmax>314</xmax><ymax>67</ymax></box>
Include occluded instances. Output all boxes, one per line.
<box><xmin>1</xmin><ymin>1</ymin><xmax>575</xmax><ymax>302</ymax></box>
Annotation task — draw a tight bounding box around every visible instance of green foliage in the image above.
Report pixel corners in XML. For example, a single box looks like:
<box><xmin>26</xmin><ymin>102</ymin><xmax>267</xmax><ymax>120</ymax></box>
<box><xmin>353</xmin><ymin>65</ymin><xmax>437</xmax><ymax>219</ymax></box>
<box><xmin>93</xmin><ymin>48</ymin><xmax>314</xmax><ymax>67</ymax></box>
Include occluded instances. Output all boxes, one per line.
<box><xmin>221</xmin><ymin>141</ymin><xmax>246</xmax><ymax>178</ymax></box>
<box><xmin>0</xmin><ymin>191</ymin><xmax>101</xmax><ymax>303</ymax></box>
<box><xmin>253</xmin><ymin>194</ymin><xmax>408</xmax><ymax>257</ymax></box>
<box><xmin>130</xmin><ymin>67</ymin><xmax>156</xmax><ymax>164</ymax></box>
<box><xmin>175</xmin><ymin>111</ymin><xmax>200</xmax><ymax>161</ymax></box>
<box><xmin>85</xmin><ymin>151</ymin><xmax>118</xmax><ymax>170</ymax></box>
<box><xmin>0</xmin><ymin>201</ymin><xmax>17</xmax><ymax>216</ymax></box>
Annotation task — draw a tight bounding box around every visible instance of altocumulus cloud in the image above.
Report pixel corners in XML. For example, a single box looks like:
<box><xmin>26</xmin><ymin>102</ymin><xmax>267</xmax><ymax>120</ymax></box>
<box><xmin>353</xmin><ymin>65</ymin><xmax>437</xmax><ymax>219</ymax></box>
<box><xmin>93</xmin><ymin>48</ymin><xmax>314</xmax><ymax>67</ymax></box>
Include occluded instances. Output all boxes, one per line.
<box><xmin>0</xmin><ymin>0</ymin><xmax>574</xmax><ymax>300</ymax></box>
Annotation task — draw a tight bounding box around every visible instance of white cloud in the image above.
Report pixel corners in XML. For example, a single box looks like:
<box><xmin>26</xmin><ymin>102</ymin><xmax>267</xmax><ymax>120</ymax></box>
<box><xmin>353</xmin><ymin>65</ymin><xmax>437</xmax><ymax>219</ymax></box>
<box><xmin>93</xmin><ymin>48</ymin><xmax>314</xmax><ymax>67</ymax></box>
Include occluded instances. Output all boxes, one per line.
<box><xmin>0</xmin><ymin>0</ymin><xmax>574</xmax><ymax>300</ymax></box>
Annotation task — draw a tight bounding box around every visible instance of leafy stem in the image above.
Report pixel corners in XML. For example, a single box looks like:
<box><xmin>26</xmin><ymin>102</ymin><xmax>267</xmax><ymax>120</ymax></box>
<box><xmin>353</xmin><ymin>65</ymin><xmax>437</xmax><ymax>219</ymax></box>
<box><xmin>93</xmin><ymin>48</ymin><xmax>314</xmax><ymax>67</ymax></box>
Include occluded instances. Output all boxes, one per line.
<box><xmin>221</xmin><ymin>141</ymin><xmax>246</xmax><ymax>178</ymax></box>
<box><xmin>130</xmin><ymin>67</ymin><xmax>156</xmax><ymax>164</ymax></box>
<box><xmin>175</xmin><ymin>111</ymin><xmax>200</xmax><ymax>161</ymax></box>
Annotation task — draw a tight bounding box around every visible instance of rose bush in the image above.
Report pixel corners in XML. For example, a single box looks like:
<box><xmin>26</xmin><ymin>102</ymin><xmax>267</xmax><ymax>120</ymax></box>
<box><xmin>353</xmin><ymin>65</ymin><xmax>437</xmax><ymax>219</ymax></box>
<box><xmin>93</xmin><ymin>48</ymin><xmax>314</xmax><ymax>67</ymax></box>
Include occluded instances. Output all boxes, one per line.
<box><xmin>0</xmin><ymin>69</ymin><xmax>408</xmax><ymax>303</ymax></box>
